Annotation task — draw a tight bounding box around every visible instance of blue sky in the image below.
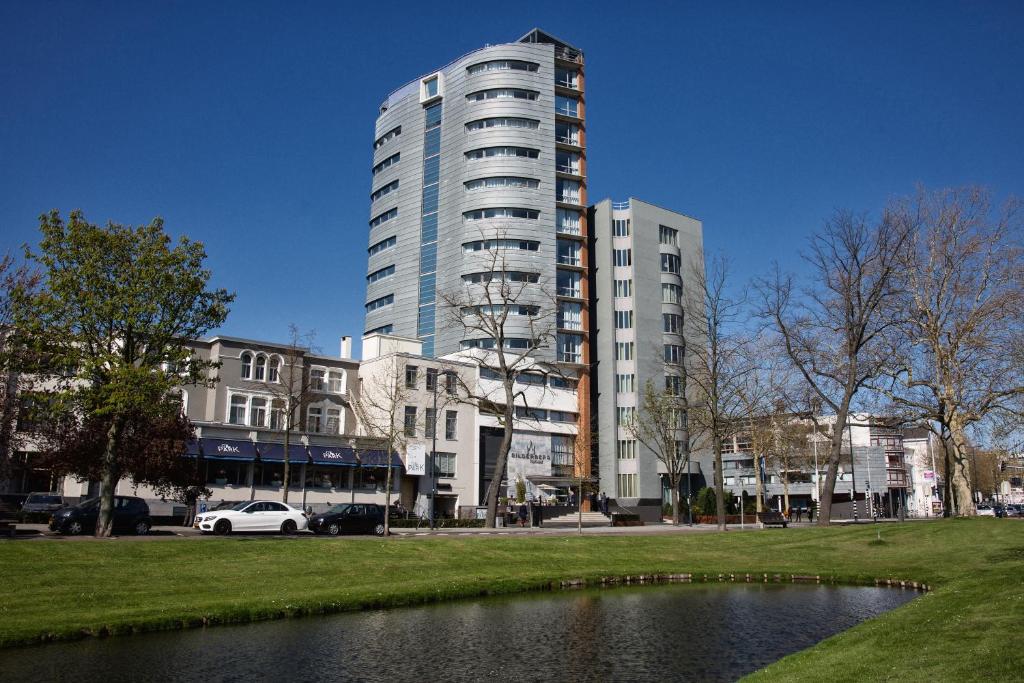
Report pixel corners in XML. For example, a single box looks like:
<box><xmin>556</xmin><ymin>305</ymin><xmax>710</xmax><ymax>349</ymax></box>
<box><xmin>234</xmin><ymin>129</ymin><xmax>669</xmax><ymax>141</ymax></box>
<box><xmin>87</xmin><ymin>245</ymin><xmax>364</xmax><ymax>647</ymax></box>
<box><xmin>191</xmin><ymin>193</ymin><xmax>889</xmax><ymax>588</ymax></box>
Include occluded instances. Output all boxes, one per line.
<box><xmin>1</xmin><ymin>1</ymin><xmax>1022</xmax><ymax>357</ymax></box>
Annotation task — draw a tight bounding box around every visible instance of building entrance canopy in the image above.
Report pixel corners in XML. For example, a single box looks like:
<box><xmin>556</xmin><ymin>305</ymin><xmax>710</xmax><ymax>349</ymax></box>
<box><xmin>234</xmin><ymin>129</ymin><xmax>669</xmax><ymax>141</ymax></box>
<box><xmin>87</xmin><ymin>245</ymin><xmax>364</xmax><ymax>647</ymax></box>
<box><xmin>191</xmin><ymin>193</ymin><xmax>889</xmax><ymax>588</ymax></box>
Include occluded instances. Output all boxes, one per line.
<box><xmin>185</xmin><ymin>439</ymin><xmax>400</xmax><ymax>469</ymax></box>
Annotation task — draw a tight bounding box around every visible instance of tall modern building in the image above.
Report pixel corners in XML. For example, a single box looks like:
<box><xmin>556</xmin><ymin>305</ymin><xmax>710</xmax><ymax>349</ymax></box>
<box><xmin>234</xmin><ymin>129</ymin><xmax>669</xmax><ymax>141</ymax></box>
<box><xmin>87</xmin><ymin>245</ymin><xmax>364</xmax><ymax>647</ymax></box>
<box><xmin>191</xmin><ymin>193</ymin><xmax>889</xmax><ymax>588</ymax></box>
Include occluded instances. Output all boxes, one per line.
<box><xmin>590</xmin><ymin>199</ymin><xmax>704</xmax><ymax>519</ymax></box>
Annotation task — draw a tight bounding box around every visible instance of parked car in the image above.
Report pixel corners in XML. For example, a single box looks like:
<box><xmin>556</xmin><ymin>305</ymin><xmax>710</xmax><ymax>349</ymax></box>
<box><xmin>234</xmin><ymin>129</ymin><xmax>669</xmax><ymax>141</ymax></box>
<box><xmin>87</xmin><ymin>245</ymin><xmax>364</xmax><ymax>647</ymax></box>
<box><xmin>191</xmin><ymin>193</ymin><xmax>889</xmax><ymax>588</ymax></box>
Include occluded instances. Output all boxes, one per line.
<box><xmin>976</xmin><ymin>505</ymin><xmax>995</xmax><ymax>517</ymax></box>
<box><xmin>193</xmin><ymin>500</ymin><xmax>308</xmax><ymax>535</ymax></box>
<box><xmin>21</xmin><ymin>492</ymin><xmax>65</xmax><ymax>515</ymax></box>
<box><xmin>49</xmin><ymin>496</ymin><xmax>152</xmax><ymax>535</ymax></box>
<box><xmin>308</xmin><ymin>503</ymin><xmax>386</xmax><ymax>536</ymax></box>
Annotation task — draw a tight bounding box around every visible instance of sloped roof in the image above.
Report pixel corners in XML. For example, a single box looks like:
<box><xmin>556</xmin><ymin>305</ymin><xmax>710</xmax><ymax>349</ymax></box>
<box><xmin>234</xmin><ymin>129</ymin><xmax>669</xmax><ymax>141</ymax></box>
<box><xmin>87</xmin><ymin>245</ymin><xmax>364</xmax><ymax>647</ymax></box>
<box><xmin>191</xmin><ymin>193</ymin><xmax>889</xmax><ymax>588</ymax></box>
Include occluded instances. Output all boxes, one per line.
<box><xmin>517</xmin><ymin>28</ymin><xmax>583</xmax><ymax>55</ymax></box>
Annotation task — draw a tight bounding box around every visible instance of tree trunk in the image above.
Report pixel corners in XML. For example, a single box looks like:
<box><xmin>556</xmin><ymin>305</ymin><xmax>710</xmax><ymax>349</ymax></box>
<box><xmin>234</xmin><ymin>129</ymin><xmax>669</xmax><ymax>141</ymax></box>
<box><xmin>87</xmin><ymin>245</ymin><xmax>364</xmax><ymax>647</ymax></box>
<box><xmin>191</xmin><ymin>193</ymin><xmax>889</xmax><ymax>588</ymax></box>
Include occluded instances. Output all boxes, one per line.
<box><xmin>96</xmin><ymin>416</ymin><xmax>124</xmax><ymax>538</ymax></box>
<box><xmin>670</xmin><ymin>481</ymin><xmax>680</xmax><ymax>526</ymax></box>
<box><xmin>713</xmin><ymin>434</ymin><xmax>726</xmax><ymax>531</ymax></box>
<box><xmin>282</xmin><ymin>427</ymin><xmax>291</xmax><ymax>505</ymax></box>
<box><xmin>816</xmin><ymin>403</ymin><xmax>851</xmax><ymax>526</ymax></box>
<box><xmin>383</xmin><ymin>445</ymin><xmax>394</xmax><ymax>537</ymax></box>
<box><xmin>946</xmin><ymin>424</ymin><xmax>975</xmax><ymax>516</ymax></box>
<box><xmin>782</xmin><ymin>452</ymin><xmax>791</xmax><ymax>514</ymax></box>
<box><xmin>484</xmin><ymin>403</ymin><xmax>516</xmax><ymax>528</ymax></box>
<box><xmin>754</xmin><ymin>454</ymin><xmax>764</xmax><ymax>514</ymax></box>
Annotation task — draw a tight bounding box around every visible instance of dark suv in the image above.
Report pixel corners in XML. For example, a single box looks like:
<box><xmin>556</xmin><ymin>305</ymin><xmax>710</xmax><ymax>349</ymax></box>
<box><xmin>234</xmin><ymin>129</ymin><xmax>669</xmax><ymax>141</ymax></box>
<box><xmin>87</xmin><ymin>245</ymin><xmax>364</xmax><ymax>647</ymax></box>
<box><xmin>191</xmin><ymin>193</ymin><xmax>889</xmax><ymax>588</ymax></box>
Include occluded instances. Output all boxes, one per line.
<box><xmin>308</xmin><ymin>503</ymin><xmax>386</xmax><ymax>536</ymax></box>
<box><xmin>49</xmin><ymin>496</ymin><xmax>152</xmax><ymax>535</ymax></box>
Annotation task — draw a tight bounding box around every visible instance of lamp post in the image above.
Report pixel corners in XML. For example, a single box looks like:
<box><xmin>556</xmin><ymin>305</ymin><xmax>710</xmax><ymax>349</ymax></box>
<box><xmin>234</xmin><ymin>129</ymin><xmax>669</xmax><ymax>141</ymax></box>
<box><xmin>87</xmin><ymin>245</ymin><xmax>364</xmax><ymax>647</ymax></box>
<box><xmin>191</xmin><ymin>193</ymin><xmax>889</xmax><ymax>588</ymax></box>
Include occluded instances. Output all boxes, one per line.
<box><xmin>848</xmin><ymin>420</ymin><xmax>858</xmax><ymax>522</ymax></box>
<box><xmin>429</xmin><ymin>371</ymin><xmax>439</xmax><ymax>530</ymax></box>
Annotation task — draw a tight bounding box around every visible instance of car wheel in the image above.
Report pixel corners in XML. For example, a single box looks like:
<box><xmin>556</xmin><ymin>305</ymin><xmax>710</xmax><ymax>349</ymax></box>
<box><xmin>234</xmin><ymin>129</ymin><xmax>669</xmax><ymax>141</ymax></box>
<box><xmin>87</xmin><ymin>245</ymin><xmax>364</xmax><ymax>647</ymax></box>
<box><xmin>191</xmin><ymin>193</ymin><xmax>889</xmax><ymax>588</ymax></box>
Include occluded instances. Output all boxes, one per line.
<box><xmin>374</xmin><ymin>522</ymin><xmax>386</xmax><ymax>537</ymax></box>
<box><xmin>214</xmin><ymin>519</ymin><xmax>231</xmax><ymax>535</ymax></box>
<box><xmin>327</xmin><ymin>522</ymin><xmax>340</xmax><ymax>536</ymax></box>
<box><xmin>134</xmin><ymin>520</ymin><xmax>150</xmax><ymax>536</ymax></box>
<box><xmin>66</xmin><ymin>520</ymin><xmax>83</xmax><ymax>536</ymax></box>
<box><xmin>281</xmin><ymin>519</ymin><xmax>297</xmax><ymax>535</ymax></box>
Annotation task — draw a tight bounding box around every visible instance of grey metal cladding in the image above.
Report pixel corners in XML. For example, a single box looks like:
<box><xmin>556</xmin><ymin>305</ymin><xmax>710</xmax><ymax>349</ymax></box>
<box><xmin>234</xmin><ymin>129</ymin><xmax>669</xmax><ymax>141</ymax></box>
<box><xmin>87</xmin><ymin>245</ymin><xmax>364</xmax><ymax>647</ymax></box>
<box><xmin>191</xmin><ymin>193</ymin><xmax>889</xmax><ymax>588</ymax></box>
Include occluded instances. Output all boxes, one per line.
<box><xmin>363</xmin><ymin>40</ymin><xmax>559</xmax><ymax>354</ymax></box>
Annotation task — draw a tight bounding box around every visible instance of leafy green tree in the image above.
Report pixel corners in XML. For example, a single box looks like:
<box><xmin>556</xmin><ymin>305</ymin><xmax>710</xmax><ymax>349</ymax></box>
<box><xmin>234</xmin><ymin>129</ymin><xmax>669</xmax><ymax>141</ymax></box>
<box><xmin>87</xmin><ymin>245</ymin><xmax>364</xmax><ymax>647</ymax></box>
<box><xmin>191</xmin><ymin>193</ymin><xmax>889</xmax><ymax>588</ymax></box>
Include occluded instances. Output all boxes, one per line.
<box><xmin>17</xmin><ymin>210</ymin><xmax>232</xmax><ymax>536</ymax></box>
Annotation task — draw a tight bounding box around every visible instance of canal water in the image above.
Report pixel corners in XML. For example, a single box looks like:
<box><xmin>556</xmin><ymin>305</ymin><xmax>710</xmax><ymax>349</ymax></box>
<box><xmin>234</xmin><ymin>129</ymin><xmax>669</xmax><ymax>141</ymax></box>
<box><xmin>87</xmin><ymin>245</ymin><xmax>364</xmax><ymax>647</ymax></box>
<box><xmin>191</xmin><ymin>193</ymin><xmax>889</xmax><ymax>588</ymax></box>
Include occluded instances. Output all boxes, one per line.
<box><xmin>0</xmin><ymin>583</ymin><xmax>915</xmax><ymax>682</ymax></box>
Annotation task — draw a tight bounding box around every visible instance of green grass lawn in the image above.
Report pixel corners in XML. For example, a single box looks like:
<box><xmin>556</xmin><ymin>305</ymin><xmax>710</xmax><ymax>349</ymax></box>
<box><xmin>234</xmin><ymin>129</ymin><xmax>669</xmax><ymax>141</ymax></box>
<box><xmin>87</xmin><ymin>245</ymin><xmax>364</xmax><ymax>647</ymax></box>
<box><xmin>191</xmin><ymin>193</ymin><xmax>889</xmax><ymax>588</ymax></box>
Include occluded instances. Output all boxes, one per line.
<box><xmin>2</xmin><ymin>520</ymin><xmax>1022</xmax><ymax>681</ymax></box>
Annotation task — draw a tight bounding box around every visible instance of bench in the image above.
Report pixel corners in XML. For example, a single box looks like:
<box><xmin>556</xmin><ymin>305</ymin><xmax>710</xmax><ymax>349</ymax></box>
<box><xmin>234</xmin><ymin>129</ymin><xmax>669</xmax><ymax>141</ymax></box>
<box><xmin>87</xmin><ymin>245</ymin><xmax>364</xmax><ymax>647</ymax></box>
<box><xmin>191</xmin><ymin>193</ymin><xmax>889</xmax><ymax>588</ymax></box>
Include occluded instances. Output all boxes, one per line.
<box><xmin>757</xmin><ymin>511</ymin><xmax>788</xmax><ymax>528</ymax></box>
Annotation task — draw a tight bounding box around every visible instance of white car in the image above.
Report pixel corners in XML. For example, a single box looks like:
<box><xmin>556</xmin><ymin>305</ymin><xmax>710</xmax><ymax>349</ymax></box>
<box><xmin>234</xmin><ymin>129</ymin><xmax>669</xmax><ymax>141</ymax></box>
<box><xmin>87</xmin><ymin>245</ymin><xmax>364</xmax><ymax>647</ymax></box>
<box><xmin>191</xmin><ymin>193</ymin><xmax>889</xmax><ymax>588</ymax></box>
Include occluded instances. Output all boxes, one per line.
<box><xmin>195</xmin><ymin>500</ymin><xmax>309</xmax><ymax>535</ymax></box>
<box><xmin>976</xmin><ymin>505</ymin><xmax>995</xmax><ymax>517</ymax></box>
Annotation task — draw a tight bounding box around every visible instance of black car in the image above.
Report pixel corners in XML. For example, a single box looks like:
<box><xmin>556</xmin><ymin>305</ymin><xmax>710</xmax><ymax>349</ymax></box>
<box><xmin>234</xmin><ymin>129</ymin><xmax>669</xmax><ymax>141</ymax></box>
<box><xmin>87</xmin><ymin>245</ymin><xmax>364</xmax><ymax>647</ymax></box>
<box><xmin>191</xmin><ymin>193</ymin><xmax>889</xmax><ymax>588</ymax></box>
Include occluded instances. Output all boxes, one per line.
<box><xmin>308</xmin><ymin>503</ymin><xmax>386</xmax><ymax>536</ymax></box>
<box><xmin>49</xmin><ymin>496</ymin><xmax>152</xmax><ymax>535</ymax></box>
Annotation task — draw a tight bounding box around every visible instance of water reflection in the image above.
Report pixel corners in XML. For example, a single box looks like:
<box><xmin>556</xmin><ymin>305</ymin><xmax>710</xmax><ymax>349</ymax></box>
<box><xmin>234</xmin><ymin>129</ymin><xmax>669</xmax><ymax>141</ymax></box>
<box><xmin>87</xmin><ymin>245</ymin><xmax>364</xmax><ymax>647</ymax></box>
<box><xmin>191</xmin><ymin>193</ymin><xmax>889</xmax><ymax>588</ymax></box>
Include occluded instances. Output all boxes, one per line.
<box><xmin>0</xmin><ymin>584</ymin><xmax>915</xmax><ymax>682</ymax></box>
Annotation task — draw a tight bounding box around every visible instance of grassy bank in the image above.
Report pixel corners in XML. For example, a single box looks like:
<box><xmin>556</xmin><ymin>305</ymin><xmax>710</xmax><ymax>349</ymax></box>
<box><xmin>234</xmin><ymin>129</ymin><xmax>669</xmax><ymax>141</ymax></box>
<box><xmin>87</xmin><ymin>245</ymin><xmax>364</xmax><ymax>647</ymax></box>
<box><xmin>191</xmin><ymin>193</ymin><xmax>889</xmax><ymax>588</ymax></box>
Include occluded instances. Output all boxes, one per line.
<box><xmin>2</xmin><ymin>520</ymin><xmax>1022</xmax><ymax>680</ymax></box>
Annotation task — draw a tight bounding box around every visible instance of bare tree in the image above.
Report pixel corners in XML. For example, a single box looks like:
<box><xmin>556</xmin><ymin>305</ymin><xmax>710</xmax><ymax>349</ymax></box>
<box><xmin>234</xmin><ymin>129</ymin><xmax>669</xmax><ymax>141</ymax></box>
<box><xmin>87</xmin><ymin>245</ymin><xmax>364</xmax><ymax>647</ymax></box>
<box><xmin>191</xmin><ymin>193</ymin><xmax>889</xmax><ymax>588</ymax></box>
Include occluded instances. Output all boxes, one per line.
<box><xmin>687</xmin><ymin>255</ymin><xmax>755</xmax><ymax>530</ymax></box>
<box><xmin>572</xmin><ymin>410</ymin><xmax>596</xmax><ymax>534</ymax></box>
<box><xmin>438</xmin><ymin>226</ymin><xmax>560</xmax><ymax>528</ymax></box>
<box><xmin>626</xmin><ymin>376</ymin><xmax>690</xmax><ymax>524</ymax></box>
<box><xmin>758</xmin><ymin>207</ymin><xmax>911</xmax><ymax>525</ymax></box>
<box><xmin>879</xmin><ymin>187</ymin><xmax>1024</xmax><ymax>516</ymax></box>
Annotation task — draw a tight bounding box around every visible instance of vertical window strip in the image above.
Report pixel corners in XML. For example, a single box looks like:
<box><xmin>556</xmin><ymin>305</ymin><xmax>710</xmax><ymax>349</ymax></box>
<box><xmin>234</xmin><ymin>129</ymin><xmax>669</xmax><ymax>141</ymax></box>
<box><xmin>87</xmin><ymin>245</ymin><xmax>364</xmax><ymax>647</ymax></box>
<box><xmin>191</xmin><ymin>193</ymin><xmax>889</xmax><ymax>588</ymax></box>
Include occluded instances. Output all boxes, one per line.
<box><xmin>417</xmin><ymin>102</ymin><xmax>442</xmax><ymax>355</ymax></box>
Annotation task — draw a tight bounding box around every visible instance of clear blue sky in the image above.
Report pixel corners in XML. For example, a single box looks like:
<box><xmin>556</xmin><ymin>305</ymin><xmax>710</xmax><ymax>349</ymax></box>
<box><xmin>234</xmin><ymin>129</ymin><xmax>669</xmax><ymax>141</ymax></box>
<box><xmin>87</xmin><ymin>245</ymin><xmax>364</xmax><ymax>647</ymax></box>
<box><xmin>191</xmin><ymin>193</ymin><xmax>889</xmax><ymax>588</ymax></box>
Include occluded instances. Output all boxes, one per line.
<box><xmin>2</xmin><ymin>1</ymin><xmax>1022</xmax><ymax>357</ymax></box>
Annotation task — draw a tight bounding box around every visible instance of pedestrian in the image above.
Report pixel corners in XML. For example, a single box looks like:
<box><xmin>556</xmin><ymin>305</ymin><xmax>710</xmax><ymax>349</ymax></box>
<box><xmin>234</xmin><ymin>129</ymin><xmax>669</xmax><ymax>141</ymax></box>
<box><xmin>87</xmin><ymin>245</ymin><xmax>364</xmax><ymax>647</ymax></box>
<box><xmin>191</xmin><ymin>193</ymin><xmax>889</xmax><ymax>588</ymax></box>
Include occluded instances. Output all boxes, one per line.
<box><xmin>807</xmin><ymin>505</ymin><xmax>814</xmax><ymax>523</ymax></box>
<box><xmin>600</xmin><ymin>492</ymin><xmax>609</xmax><ymax>515</ymax></box>
<box><xmin>786</xmin><ymin>506</ymin><xmax>792</xmax><ymax>521</ymax></box>
<box><xmin>517</xmin><ymin>502</ymin><xmax>528</xmax><ymax>527</ymax></box>
<box><xmin>795</xmin><ymin>507</ymin><xmax>802</xmax><ymax>523</ymax></box>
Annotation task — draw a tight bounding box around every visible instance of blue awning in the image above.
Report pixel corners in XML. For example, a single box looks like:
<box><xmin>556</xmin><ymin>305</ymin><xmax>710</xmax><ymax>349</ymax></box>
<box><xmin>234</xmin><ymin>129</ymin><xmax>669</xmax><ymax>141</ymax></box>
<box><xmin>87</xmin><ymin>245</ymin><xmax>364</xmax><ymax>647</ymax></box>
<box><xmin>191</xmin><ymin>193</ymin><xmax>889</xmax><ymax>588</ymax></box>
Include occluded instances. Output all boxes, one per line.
<box><xmin>201</xmin><ymin>438</ymin><xmax>258</xmax><ymax>461</ymax></box>
<box><xmin>359</xmin><ymin>449</ymin><xmax>403</xmax><ymax>469</ymax></box>
<box><xmin>184</xmin><ymin>439</ymin><xmax>201</xmax><ymax>456</ymax></box>
<box><xmin>308</xmin><ymin>445</ymin><xmax>358</xmax><ymax>466</ymax></box>
<box><xmin>257</xmin><ymin>441</ymin><xmax>308</xmax><ymax>462</ymax></box>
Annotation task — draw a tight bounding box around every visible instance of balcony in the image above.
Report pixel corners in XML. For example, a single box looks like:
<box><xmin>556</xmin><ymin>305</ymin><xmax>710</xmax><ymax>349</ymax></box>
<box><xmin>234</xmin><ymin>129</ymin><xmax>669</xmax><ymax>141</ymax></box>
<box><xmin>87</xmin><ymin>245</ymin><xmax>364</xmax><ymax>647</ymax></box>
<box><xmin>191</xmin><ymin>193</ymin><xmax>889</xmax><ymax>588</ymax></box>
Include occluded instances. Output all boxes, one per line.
<box><xmin>555</xmin><ymin>46</ymin><xmax>583</xmax><ymax>64</ymax></box>
<box><xmin>557</xmin><ymin>287</ymin><xmax>582</xmax><ymax>299</ymax></box>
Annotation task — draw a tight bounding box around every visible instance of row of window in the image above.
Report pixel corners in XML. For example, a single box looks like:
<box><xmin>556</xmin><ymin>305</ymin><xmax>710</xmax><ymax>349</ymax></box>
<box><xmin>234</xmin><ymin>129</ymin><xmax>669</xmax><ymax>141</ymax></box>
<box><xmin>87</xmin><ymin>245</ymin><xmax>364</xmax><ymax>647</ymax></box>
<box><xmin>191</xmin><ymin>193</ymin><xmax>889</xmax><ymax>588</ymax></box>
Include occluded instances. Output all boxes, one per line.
<box><xmin>660</xmin><ymin>225</ymin><xmax>679</xmax><ymax>246</ymax></box>
<box><xmin>460</xmin><ymin>337</ymin><xmax>534</xmax><ymax>351</ymax></box>
<box><xmin>617</xmin><ymin>439</ymin><xmax>636</xmax><ymax>459</ymax></box>
<box><xmin>404</xmin><ymin>406</ymin><xmax>459</xmax><ymax>440</ymax></box>
<box><xmin>466</xmin><ymin>88</ymin><xmax>538</xmax><ymax>103</ymax></box>
<box><xmin>370</xmin><ymin>207</ymin><xmax>398</xmax><ymax>229</ymax></box>
<box><xmin>367</xmin><ymin>264</ymin><xmax>395</xmax><ymax>284</ymax></box>
<box><xmin>462</xmin><ymin>303</ymin><xmax>541</xmax><ymax>317</ymax></box>
<box><xmin>240</xmin><ymin>352</ymin><xmax>280</xmax><ymax>382</ymax></box>
<box><xmin>557</xmin><ymin>269</ymin><xmax>582</xmax><ymax>298</ymax></box>
<box><xmin>365</xmin><ymin>324</ymin><xmax>393</xmax><ymax>335</ymax></box>
<box><xmin>661</xmin><ymin>253</ymin><xmax>681</xmax><ymax>274</ymax></box>
<box><xmin>613</xmin><ymin>249</ymin><xmax>632</xmax><ymax>267</ymax></box>
<box><xmin>614</xmin><ymin>310</ymin><xmax>633</xmax><ymax>329</ymax></box>
<box><xmin>465</xmin><ymin>146</ymin><xmax>539</xmax><ymax>160</ymax></box>
<box><xmin>616</xmin><ymin>406</ymin><xmax>636</xmax><ymax>426</ymax></box>
<box><xmin>366</xmin><ymin>294</ymin><xmax>393</xmax><ymax>312</ymax></box>
<box><xmin>368</xmin><ymin>235</ymin><xmax>396</xmax><ymax>256</ymax></box>
<box><xmin>614</xmin><ymin>279</ymin><xmax>632</xmax><ymax>297</ymax></box>
<box><xmin>372</xmin><ymin>152</ymin><xmax>400</xmax><ymax>175</ymax></box>
<box><xmin>370</xmin><ymin>179</ymin><xmax>399</xmax><ymax>202</ymax></box>
<box><xmin>465</xmin><ymin>176</ymin><xmax>539</xmax><ymax>192</ymax></box>
<box><xmin>464</xmin><ymin>207</ymin><xmax>539</xmax><ymax>221</ymax></box>
<box><xmin>373</xmin><ymin>125</ymin><xmax>401</xmax><ymax>150</ymax></box>
<box><xmin>404</xmin><ymin>365</ymin><xmax>458</xmax><ymax>394</ymax></box>
<box><xmin>228</xmin><ymin>393</ymin><xmax>344</xmax><ymax>434</ymax></box>
<box><xmin>615</xmin><ymin>342</ymin><xmax>634</xmax><ymax>361</ymax></box>
<box><xmin>612</xmin><ymin>280</ymin><xmax>682</xmax><ymax>303</ymax></box>
<box><xmin>478</xmin><ymin>366</ymin><xmax>577</xmax><ymax>390</ymax></box>
<box><xmin>466</xmin><ymin>117</ymin><xmax>539</xmax><ymax>132</ymax></box>
<box><xmin>615</xmin><ymin>374</ymin><xmax>635</xmax><ymax>393</ymax></box>
<box><xmin>209</xmin><ymin>462</ymin><xmax>393</xmax><ymax>491</ymax></box>
<box><xmin>514</xmin><ymin>406</ymin><xmax>576</xmax><ymax>423</ymax></box>
<box><xmin>467</xmin><ymin>59</ymin><xmax>538</xmax><ymax>74</ymax></box>
<box><xmin>663</xmin><ymin>313</ymin><xmax>683</xmax><ymax>333</ymax></box>
<box><xmin>463</xmin><ymin>238</ymin><xmax>539</xmax><ymax>252</ymax></box>
<box><xmin>618</xmin><ymin>473</ymin><xmax>638</xmax><ymax>498</ymax></box>
<box><xmin>462</xmin><ymin>270</ymin><xmax>539</xmax><ymax>284</ymax></box>
<box><xmin>613</xmin><ymin>219</ymin><xmax>630</xmax><ymax>237</ymax></box>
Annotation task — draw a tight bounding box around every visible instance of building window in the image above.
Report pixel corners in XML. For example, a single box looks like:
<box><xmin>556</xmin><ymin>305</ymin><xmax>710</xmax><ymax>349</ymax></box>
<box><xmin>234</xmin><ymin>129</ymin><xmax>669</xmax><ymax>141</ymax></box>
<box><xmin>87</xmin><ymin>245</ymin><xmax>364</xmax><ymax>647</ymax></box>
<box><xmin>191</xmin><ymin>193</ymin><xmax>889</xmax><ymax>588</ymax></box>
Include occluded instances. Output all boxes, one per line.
<box><xmin>366</xmin><ymin>294</ymin><xmax>394</xmax><ymax>312</ymax></box>
<box><xmin>615</xmin><ymin>374</ymin><xmax>635</xmax><ymax>393</ymax></box>
<box><xmin>663</xmin><ymin>313</ymin><xmax>683</xmax><ymax>334</ymax></box>
<box><xmin>617</xmin><ymin>440</ymin><xmax>636</xmax><ymax>459</ymax></box>
<box><xmin>463</xmin><ymin>270</ymin><xmax>540</xmax><ymax>284</ymax></box>
<box><xmin>250</xmin><ymin>397</ymin><xmax>267</xmax><ymax>427</ymax></box>
<box><xmin>426</xmin><ymin>367</ymin><xmax>438</xmax><ymax>391</ymax></box>
<box><xmin>557</xmin><ymin>239</ymin><xmax>581</xmax><ymax>266</ymax></box>
<box><xmin>555</xmin><ymin>94</ymin><xmax>579</xmax><ymax>117</ymax></box>
<box><xmin>365</xmin><ymin>324</ymin><xmax>393</xmax><ymax>335</ymax></box>
<box><xmin>659</xmin><ymin>225</ymin><xmax>679</xmax><ymax>245</ymax></box>
<box><xmin>557</xmin><ymin>333</ymin><xmax>583</xmax><ymax>363</ymax></box>
<box><xmin>369</xmin><ymin>207</ymin><xmax>398</xmax><ymax>229</ymax></box>
<box><xmin>665</xmin><ymin>375</ymin><xmax>683</xmax><ymax>396</ymax></box>
<box><xmin>328</xmin><ymin>370</ymin><xmax>345</xmax><ymax>394</ymax></box>
<box><xmin>467</xmin><ymin>60</ymin><xmax>539</xmax><ymax>74</ymax></box>
<box><xmin>618</xmin><ymin>473</ymin><xmax>638</xmax><ymax>498</ymax></box>
<box><xmin>615</xmin><ymin>342</ymin><xmax>635</xmax><ymax>361</ymax></box>
<box><xmin>463</xmin><ymin>207</ymin><xmax>539</xmax><ymax>221</ymax></box>
<box><xmin>268</xmin><ymin>356</ymin><xmax>280</xmax><ymax>383</ymax></box>
<box><xmin>326</xmin><ymin>408</ymin><xmax>341</xmax><ymax>435</ymax></box>
<box><xmin>613</xmin><ymin>219</ymin><xmax>630</xmax><ymax>237</ymax></box>
<box><xmin>662</xmin><ymin>283</ymin><xmax>681</xmax><ymax>304</ymax></box>
<box><xmin>557</xmin><ymin>301</ymin><xmax>582</xmax><ymax>330</ymax></box>
<box><xmin>549</xmin><ymin>375</ymin><xmax>576</xmax><ymax>390</ymax></box>
<box><xmin>307</xmin><ymin>406</ymin><xmax>322</xmax><ymax>433</ymax></box>
<box><xmin>614</xmin><ymin>279</ymin><xmax>633</xmax><ymax>298</ymax></box>
<box><xmin>253</xmin><ymin>355</ymin><xmax>266</xmax><ymax>381</ymax></box>
<box><xmin>556</xmin><ymin>208</ymin><xmax>581</xmax><ymax>235</ymax></box>
<box><xmin>405</xmin><ymin>365</ymin><xmax>418</xmax><ymax>389</ymax></box>
<box><xmin>463</xmin><ymin>238</ymin><xmax>540</xmax><ymax>252</ymax></box>
<box><xmin>465</xmin><ymin>117</ymin><xmax>539</xmax><ymax>132</ymax></box>
<box><xmin>557</xmin><ymin>178</ymin><xmax>581</xmax><ymax>204</ymax></box>
<box><xmin>613</xmin><ymin>249</ymin><xmax>632</xmax><ymax>267</ymax></box>
<box><xmin>404</xmin><ymin>406</ymin><xmax>417</xmax><ymax>437</ymax></box>
<box><xmin>555</xmin><ymin>66</ymin><xmax>578</xmax><ymax>89</ymax></box>
<box><xmin>556</xmin><ymin>150</ymin><xmax>581</xmax><ymax>174</ymax></box>
<box><xmin>310</xmin><ymin>368</ymin><xmax>325</xmax><ymax>392</ymax></box>
<box><xmin>367</xmin><ymin>265</ymin><xmax>395</xmax><ymax>284</ymax></box>
<box><xmin>615</xmin><ymin>310</ymin><xmax>634</xmax><ymax>329</ymax></box>
<box><xmin>664</xmin><ymin>344</ymin><xmax>684</xmax><ymax>364</ymax></box>
<box><xmin>370</xmin><ymin>179</ymin><xmax>400</xmax><ymax>203</ymax></box>
<box><xmin>371</xmin><ymin>152</ymin><xmax>400</xmax><ymax>175</ymax></box>
<box><xmin>465</xmin><ymin>146</ymin><xmax>539</xmax><ymax>160</ymax></box>
<box><xmin>368</xmin><ymin>235</ymin><xmax>397</xmax><ymax>256</ymax></box>
<box><xmin>434</xmin><ymin>452</ymin><xmax>457</xmax><ymax>478</ymax></box>
<box><xmin>425</xmin><ymin>408</ymin><xmax>436</xmax><ymax>438</ymax></box>
<box><xmin>555</xmin><ymin>121</ymin><xmax>580</xmax><ymax>145</ymax></box>
<box><xmin>557</xmin><ymin>270</ymin><xmax>581</xmax><ymax>298</ymax></box>
<box><xmin>269</xmin><ymin>399</ymin><xmax>284</xmax><ymax>430</ymax></box>
<box><xmin>229</xmin><ymin>395</ymin><xmax>246</xmax><ymax>425</ymax></box>
<box><xmin>240</xmin><ymin>352</ymin><xmax>252</xmax><ymax>379</ymax></box>
<box><xmin>661</xmin><ymin>253</ymin><xmax>681</xmax><ymax>274</ymax></box>
<box><xmin>616</xmin><ymin>407</ymin><xmax>636</xmax><ymax>426</ymax></box>
<box><xmin>373</xmin><ymin>125</ymin><xmax>401</xmax><ymax>150</ymax></box>
<box><xmin>422</xmin><ymin>75</ymin><xmax>439</xmax><ymax>99</ymax></box>
<box><xmin>464</xmin><ymin>176</ymin><xmax>539</xmax><ymax>192</ymax></box>
<box><xmin>466</xmin><ymin>88</ymin><xmax>538</xmax><ymax>102</ymax></box>
<box><xmin>445</xmin><ymin>372</ymin><xmax>457</xmax><ymax>396</ymax></box>
<box><xmin>445</xmin><ymin>410</ymin><xmax>458</xmax><ymax>440</ymax></box>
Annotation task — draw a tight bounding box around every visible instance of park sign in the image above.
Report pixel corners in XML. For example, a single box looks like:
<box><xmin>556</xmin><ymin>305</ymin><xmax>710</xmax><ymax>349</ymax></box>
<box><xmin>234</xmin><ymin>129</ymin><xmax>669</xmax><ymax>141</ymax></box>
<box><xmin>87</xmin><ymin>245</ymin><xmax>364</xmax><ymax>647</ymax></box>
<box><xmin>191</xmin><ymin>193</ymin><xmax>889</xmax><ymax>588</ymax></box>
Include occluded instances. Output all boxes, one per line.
<box><xmin>406</xmin><ymin>444</ymin><xmax>426</xmax><ymax>476</ymax></box>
